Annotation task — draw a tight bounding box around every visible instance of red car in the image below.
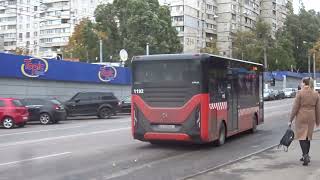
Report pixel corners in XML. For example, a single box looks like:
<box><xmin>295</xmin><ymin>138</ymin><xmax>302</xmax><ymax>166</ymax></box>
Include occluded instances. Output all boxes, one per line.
<box><xmin>0</xmin><ymin>98</ymin><xmax>29</xmax><ymax>129</ymax></box>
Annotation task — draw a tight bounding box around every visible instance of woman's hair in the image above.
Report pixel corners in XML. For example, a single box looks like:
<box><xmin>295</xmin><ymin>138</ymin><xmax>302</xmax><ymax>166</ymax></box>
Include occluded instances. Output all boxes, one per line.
<box><xmin>302</xmin><ymin>77</ymin><xmax>313</xmax><ymax>87</ymax></box>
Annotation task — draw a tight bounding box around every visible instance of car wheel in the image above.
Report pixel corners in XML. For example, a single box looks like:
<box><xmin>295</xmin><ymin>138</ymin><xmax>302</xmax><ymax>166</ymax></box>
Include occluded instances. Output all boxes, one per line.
<box><xmin>39</xmin><ymin>113</ymin><xmax>51</xmax><ymax>125</ymax></box>
<box><xmin>215</xmin><ymin>123</ymin><xmax>226</xmax><ymax>146</ymax></box>
<box><xmin>98</xmin><ymin>108</ymin><xmax>111</xmax><ymax>119</ymax></box>
<box><xmin>3</xmin><ymin>117</ymin><xmax>15</xmax><ymax>129</ymax></box>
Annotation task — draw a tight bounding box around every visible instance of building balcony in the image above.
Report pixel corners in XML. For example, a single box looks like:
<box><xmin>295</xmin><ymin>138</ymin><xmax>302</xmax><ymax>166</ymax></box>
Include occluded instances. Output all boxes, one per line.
<box><xmin>4</xmin><ymin>45</ymin><xmax>16</xmax><ymax>51</ymax></box>
<box><xmin>3</xmin><ymin>37</ymin><xmax>17</xmax><ymax>41</ymax></box>
<box><xmin>172</xmin><ymin>21</ymin><xmax>184</xmax><ymax>26</ymax></box>
<box><xmin>39</xmin><ymin>41</ymin><xmax>68</xmax><ymax>48</ymax></box>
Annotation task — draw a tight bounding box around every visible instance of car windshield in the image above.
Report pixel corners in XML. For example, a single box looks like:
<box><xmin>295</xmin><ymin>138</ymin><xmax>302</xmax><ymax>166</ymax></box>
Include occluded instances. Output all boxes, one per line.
<box><xmin>51</xmin><ymin>99</ymin><xmax>62</xmax><ymax>105</ymax></box>
<box><xmin>12</xmin><ymin>100</ymin><xmax>24</xmax><ymax>107</ymax></box>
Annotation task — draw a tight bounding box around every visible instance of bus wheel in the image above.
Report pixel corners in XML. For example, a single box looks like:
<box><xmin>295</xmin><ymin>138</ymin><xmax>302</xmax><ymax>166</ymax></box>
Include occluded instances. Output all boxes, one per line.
<box><xmin>250</xmin><ymin>115</ymin><xmax>258</xmax><ymax>133</ymax></box>
<box><xmin>215</xmin><ymin>123</ymin><xmax>226</xmax><ymax>146</ymax></box>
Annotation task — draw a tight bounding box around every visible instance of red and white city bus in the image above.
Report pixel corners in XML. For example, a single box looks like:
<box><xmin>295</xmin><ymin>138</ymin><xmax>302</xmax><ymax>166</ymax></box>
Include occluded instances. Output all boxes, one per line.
<box><xmin>131</xmin><ymin>54</ymin><xmax>264</xmax><ymax>145</ymax></box>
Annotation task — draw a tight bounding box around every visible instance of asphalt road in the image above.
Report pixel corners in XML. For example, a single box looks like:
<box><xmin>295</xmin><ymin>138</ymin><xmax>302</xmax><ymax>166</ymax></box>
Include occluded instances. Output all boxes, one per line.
<box><xmin>0</xmin><ymin>99</ymin><xmax>294</xmax><ymax>180</ymax></box>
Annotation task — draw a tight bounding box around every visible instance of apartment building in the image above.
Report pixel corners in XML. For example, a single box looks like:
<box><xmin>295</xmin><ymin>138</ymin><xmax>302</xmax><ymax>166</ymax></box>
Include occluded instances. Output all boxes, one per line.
<box><xmin>164</xmin><ymin>0</ymin><xmax>292</xmax><ymax>56</ymax></box>
<box><xmin>0</xmin><ymin>0</ymin><xmax>109</xmax><ymax>56</ymax></box>
<box><xmin>166</xmin><ymin>0</ymin><xmax>218</xmax><ymax>53</ymax></box>
<box><xmin>260</xmin><ymin>0</ymin><xmax>291</xmax><ymax>33</ymax></box>
<box><xmin>38</xmin><ymin>0</ymin><xmax>110</xmax><ymax>57</ymax></box>
<box><xmin>0</xmin><ymin>0</ymin><xmax>38</xmax><ymax>54</ymax></box>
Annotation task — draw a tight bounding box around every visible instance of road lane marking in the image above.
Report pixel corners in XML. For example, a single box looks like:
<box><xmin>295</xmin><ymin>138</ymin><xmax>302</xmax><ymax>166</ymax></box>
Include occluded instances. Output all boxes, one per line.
<box><xmin>0</xmin><ymin>120</ymin><xmax>130</xmax><ymax>137</ymax></box>
<box><xmin>0</xmin><ymin>126</ymin><xmax>83</xmax><ymax>137</ymax></box>
<box><xmin>0</xmin><ymin>127</ymin><xmax>130</xmax><ymax>148</ymax></box>
<box><xmin>0</xmin><ymin>152</ymin><xmax>71</xmax><ymax>167</ymax></box>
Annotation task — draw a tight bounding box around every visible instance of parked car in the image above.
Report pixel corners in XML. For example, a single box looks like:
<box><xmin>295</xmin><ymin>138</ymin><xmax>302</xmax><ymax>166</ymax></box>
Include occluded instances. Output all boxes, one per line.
<box><xmin>64</xmin><ymin>92</ymin><xmax>119</xmax><ymax>119</ymax></box>
<box><xmin>0</xmin><ymin>98</ymin><xmax>29</xmax><ymax>129</ymax></box>
<box><xmin>263</xmin><ymin>89</ymin><xmax>276</xmax><ymax>101</ymax></box>
<box><xmin>274</xmin><ymin>90</ymin><xmax>285</xmax><ymax>100</ymax></box>
<box><xmin>21</xmin><ymin>98</ymin><xmax>66</xmax><ymax>125</ymax></box>
<box><xmin>283</xmin><ymin>88</ymin><xmax>296</xmax><ymax>98</ymax></box>
<box><xmin>118</xmin><ymin>96</ymin><xmax>131</xmax><ymax>113</ymax></box>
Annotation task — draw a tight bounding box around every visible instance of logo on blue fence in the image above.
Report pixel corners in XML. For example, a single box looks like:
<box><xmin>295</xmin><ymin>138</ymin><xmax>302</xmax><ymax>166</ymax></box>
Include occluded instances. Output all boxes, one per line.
<box><xmin>21</xmin><ymin>58</ymin><xmax>49</xmax><ymax>78</ymax></box>
<box><xmin>98</xmin><ymin>66</ymin><xmax>117</xmax><ymax>82</ymax></box>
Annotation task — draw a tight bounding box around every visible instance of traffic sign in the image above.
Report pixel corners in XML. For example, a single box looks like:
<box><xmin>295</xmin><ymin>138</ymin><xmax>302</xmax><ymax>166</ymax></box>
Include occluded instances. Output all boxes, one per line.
<box><xmin>119</xmin><ymin>49</ymin><xmax>128</xmax><ymax>61</ymax></box>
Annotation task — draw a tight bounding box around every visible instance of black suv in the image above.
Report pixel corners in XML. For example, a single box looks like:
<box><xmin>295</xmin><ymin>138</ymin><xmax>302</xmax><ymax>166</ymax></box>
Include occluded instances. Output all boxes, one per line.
<box><xmin>64</xmin><ymin>92</ymin><xmax>119</xmax><ymax>119</ymax></box>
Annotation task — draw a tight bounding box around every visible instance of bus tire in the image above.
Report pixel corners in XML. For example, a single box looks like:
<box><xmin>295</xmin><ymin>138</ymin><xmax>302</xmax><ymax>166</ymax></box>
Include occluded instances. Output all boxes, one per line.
<box><xmin>215</xmin><ymin>123</ymin><xmax>226</xmax><ymax>146</ymax></box>
<box><xmin>250</xmin><ymin>115</ymin><xmax>258</xmax><ymax>133</ymax></box>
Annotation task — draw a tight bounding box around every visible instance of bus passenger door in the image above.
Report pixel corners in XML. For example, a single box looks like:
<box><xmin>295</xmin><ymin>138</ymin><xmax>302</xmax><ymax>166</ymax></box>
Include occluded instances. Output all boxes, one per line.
<box><xmin>227</xmin><ymin>73</ymin><xmax>239</xmax><ymax>131</ymax></box>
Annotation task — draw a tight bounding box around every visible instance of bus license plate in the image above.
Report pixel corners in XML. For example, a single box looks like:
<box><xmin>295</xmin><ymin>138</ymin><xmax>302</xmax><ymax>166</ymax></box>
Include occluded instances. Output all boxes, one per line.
<box><xmin>158</xmin><ymin>125</ymin><xmax>176</xmax><ymax>129</ymax></box>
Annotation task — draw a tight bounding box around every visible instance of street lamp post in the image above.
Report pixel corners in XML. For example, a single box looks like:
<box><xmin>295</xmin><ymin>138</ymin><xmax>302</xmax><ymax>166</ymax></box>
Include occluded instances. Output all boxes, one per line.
<box><xmin>99</xmin><ymin>39</ymin><xmax>103</xmax><ymax>63</ymax></box>
<box><xmin>146</xmin><ymin>43</ymin><xmax>149</xmax><ymax>55</ymax></box>
<box><xmin>313</xmin><ymin>52</ymin><xmax>316</xmax><ymax>80</ymax></box>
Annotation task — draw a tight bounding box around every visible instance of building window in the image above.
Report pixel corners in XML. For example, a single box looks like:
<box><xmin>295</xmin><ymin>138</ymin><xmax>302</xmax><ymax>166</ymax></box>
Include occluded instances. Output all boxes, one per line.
<box><xmin>8</xmin><ymin>0</ymin><xmax>17</xmax><ymax>5</ymax></box>
<box><xmin>232</xmin><ymin>4</ymin><xmax>237</xmax><ymax>11</ymax></box>
<box><xmin>207</xmin><ymin>4</ymin><xmax>212</xmax><ymax>10</ymax></box>
<box><xmin>176</xmin><ymin>26</ymin><xmax>184</xmax><ymax>32</ymax></box>
<box><xmin>173</xmin><ymin>16</ymin><xmax>184</xmax><ymax>22</ymax></box>
<box><xmin>26</xmin><ymin>32</ymin><xmax>30</xmax><ymax>38</ymax></box>
<box><xmin>232</xmin><ymin>23</ymin><xmax>237</xmax><ymax>30</ymax></box>
<box><xmin>273</xmin><ymin>10</ymin><xmax>276</xmax><ymax>16</ymax></box>
<box><xmin>19</xmin><ymin>33</ymin><xmax>23</xmax><ymax>39</ymax></box>
<box><xmin>34</xmin><ymin>31</ymin><xmax>37</xmax><ymax>37</ymax></box>
<box><xmin>232</xmin><ymin>14</ymin><xmax>236</xmax><ymax>20</ymax></box>
<box><xmin>0</xmin><ymin>10</ymin><xmax>5</xmax><ymax>14</ymax></box>
<box><xmin>26</xmin><ymin>24</ymin><xmax>30</xmax><ymax>29</ymax></box>
<box><xmin>8</xmin><ymin>25</ymin><xmax>16</xmax><ymax>29</ymax></box>
<box><xmin>34</xmin><ymin>6</ymin><xmax>38</xmax><ymax>11</ymax></box>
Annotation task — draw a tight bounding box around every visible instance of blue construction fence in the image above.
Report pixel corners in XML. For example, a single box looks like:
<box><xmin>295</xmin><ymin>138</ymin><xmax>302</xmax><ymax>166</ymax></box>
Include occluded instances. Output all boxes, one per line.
<box><xmin>0</xmin><ymin>53</ymin><xmax>131</xmax><ymax>85</ymax></box>
<box><xmin>264</xmin><ymin>71</ymin><xmax>320</xmax><ymax>81</ymax></box>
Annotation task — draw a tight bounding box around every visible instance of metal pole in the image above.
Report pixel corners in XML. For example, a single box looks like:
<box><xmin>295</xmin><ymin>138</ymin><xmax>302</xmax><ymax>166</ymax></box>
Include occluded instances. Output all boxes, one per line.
<box><xmin>263</xmin><ymin>46</ymin><xmax>268</xmax><ymax>71</ymax></box>
<box><xmin>146</xmin><ymin>43</ymin><xmax>149</xmax><ymax>55</ymax></box>
<box><xmin>308</xmin><ymin>54</ymin><xmax>311</xmax><ymax>75</ymax></box>
<box><xmin>313</xmin><ymin>52</ymin><xmax>316</xmax><ymax>80</ymax></box>
<box><xmin>99</xmin><ymin>39</ymin><xmax>103</xmax><ymax>63</ymax></box>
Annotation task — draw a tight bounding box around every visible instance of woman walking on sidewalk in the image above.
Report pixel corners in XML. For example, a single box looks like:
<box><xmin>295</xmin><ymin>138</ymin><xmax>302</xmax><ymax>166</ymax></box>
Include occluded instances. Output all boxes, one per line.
<box><xmin>289</xmin><ymin>77</ymin><xmax>320</xmax><ymax>166</ymax></box>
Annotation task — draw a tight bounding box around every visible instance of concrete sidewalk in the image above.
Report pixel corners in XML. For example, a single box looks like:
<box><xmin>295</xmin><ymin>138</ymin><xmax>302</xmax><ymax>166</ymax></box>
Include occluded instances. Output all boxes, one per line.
<box><xmin>191</xmin><ymin>131</ymin><xmax>320</xmax><ymax>180</ymax></box>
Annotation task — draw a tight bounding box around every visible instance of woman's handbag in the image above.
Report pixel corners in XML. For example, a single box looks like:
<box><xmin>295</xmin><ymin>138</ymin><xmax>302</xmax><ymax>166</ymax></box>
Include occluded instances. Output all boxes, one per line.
<box><xmin>278</xmin><ymin>127</ymin><xmax>295</xmax><ymax>152</ymax></box>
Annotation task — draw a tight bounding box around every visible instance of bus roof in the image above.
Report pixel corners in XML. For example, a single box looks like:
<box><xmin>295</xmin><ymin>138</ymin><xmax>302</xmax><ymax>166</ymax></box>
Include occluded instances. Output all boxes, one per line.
<box><xmin>133</xmin><ymin>53</ymin><xmax>263</xmax><ymax>67</ymax></box>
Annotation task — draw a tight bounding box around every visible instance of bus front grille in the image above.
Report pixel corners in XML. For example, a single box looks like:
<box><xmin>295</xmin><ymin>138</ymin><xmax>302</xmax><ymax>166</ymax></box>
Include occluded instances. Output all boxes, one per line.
<box><xmin>142</xmin><ymin>86</ymin><xmax>193</xmax><ymax>107</ymax></box>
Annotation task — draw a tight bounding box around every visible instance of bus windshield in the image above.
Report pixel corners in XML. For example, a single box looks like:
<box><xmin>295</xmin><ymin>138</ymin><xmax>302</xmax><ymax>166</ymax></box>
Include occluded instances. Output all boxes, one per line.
<box><xmin>133</xmin><ymin>60</ymin><xmax>201</xmax><ymax>84</ymax></box>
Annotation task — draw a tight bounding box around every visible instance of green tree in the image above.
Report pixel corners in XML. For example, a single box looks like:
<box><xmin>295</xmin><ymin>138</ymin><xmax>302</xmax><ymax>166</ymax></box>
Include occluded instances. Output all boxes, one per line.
<box><xmin>94</xmin><ymin>0</ymin><xmax>182</xmax><ymax>61</ymax></box>
<box><xmin>282</xmin><ymin>9</ymin><xmax>320</xmax><ymax>71</ymax></box>
<box><xmin>200</xmin><ymin>39</ymin><xmax>219</xmax><ymax>54</ymax></box>
<box><xmin>311</xmin><ymin>39</ymin><xmax>320</xmax><ymax>71</ymax></box>
<box><xmin>232</xmin><ymin>30</ymin><xmax>259</xmax><ymax>61</ymax></box>
<box><xmin>64</xmin><ymin>18</ymin><xmax>99</xmax><ymax>62</ymax></box>
<box><xmin>232</xmin><ymin>18</ymin><xmax>274</xmax><ymax>65</ymax></box>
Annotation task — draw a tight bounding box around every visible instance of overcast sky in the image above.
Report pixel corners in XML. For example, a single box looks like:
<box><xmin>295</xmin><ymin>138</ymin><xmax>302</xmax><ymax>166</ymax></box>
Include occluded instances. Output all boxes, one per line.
<box><xmin>293</xmin><ymin>0</ymin><xmax>320</xmax><ymax>13</ymax></box>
